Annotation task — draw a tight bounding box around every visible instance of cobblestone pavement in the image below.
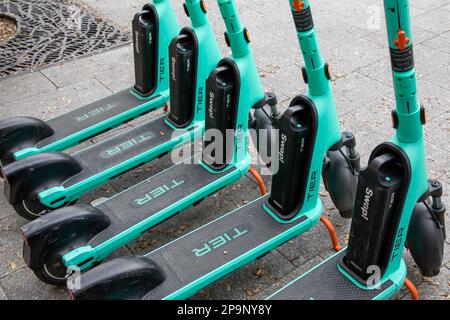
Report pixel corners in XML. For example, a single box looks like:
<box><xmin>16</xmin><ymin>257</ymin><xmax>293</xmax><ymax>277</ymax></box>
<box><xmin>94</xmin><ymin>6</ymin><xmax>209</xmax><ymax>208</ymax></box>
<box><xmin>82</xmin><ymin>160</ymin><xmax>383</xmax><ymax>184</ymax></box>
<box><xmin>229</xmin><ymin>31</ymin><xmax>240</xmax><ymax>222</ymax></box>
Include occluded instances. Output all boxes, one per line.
<box><xmin>0</xmin><ymin>0</ymin><xmax>449</xmax><ymax>300</ymax></box>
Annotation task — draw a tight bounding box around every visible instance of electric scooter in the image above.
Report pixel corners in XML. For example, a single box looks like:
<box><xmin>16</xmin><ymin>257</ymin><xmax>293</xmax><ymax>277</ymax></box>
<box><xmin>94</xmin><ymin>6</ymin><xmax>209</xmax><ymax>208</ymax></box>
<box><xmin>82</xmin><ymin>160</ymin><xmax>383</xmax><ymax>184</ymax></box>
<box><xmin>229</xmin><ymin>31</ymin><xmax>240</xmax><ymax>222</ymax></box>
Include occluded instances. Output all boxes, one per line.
<box><xmin>66</xmin><ymin>0</ymin><xmax>360</xmax><ymax>300</ymax></box>
<box><xmin>2</xmin><ymin>0</ymin><xmax>222</xmax><ymax>220</ymax></box>
<box><xmin>267</xmin><ymin>0</ymin><xmax>446</xmax><ymax>301</ymax></box>
<box><xmin>0</xmin><ymin>0</ymin><xmax>179</xmax><ymax>166</ymax></box>
<box><xmin>20</xmin><ymin>0</ymin><xmax>276</xmax><ymax>285</ymax></box>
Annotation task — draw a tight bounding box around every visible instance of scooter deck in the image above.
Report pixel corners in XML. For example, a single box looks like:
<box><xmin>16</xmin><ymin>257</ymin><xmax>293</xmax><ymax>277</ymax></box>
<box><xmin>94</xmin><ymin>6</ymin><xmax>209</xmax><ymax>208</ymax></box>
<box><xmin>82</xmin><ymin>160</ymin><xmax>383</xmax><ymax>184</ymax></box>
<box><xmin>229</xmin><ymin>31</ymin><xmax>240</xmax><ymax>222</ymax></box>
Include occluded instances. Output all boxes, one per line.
<box><xmin>267</xmin><ymin>250</ymin><xmax>394</xmax><ymax>300</ymax></box>
<box><xmin>37</xmin><ymin>89</ymin><xmax>162</xmax><ymax>149</ymax></box>
<box><xmin>139</xmin><ymin>195</ymin><xmax>309</xmax><ymax>300</ymax></box>
<box><xmin>63</xmin><ymin>115</ymin><xmax>177</xmax><ymax>187</ymax></box>
<box><xmin>89</xmin><ymin>161</ymin><xmax>236</xmax><ymax>246</ymax></box>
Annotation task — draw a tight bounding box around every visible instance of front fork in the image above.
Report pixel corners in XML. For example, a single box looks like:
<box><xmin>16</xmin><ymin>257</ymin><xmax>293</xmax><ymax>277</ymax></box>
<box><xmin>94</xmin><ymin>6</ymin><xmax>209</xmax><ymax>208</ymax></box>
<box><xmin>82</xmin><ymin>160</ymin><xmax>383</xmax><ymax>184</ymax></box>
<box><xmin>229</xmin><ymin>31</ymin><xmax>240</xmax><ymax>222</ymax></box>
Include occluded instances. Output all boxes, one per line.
<box><xmin>324</xmin><ymin>131</ymin><xmax>360</xmax><ymax>174</ymax></box>
<box><xmin>421</xmin><ymin>180</ymin><xmax>447</xmax><ymax>239</ymax></box>
<box><xmin>406</xmin><ymin>179</ymin><xmax>446</xmax><ymax>277</ymax></box>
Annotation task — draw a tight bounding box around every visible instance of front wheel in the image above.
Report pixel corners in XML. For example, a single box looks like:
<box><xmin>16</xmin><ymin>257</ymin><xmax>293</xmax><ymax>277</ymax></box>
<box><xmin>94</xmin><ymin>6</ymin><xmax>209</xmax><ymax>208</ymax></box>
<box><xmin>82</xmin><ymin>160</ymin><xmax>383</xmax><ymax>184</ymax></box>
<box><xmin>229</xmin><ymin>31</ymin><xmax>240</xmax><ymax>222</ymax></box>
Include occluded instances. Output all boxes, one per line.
<box><xmin>323</xmin><ymin>148</ymin><xmax>360</xmax><ymax>218</ymax></box>
<box><xmin>406</xmin><ymin>201</ymin><xmax>445</xmax><ymax>277</ymax></box>
<box><xmin>249</xmin><ymin>105</ymin><xmax>278</xmax><ymax>166</ymax></box>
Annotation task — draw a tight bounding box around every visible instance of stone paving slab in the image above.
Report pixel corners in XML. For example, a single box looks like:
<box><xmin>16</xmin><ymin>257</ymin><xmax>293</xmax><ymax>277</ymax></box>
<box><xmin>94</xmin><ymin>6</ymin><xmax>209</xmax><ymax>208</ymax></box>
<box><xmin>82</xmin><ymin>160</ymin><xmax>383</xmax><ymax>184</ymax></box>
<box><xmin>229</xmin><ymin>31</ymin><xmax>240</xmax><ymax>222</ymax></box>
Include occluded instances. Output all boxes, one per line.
<box><xmin>0</xmin><ymin>268</ymin><xmax>69</xmax><ymax>300</ymax></box>
<box><xmin>275</xmin><ymin>221</ymin><xmax>339</xmax><ymax>268</ymax></box>
<box><xmin>358</xmin><ymin>45</ymin><xmax>450</xmax><ymax>87</ymax></box>
<box><xmin>440</xmin><ymin>189</ymin><xmax>450</xmax><ymax>246</ymax></box>
<box><xmin>412</xmin><ymin>6</ymin><xmax>450</xmax><ymax>34</ymax></box>
<box><xmin>0</xmin><ymin>72</ymin><xmax>56</xmax><ymax>106</ymax></box>
<box><xmin>340</xmin><ymin>96</ymin><xmax>394</xmax><ymax>157</ymax></box>
<box><xmin>425</xmin><ymin>142</ymin><xmax>450</xmax><ymax>181</ymax></box>
<box><xmin>0</xmin><ymin>184</ymin><xmax>12</xmax><ymax>221</ymax></box>
<box><xmin>262</xmin><ymin>64</ymin><xmax>305</xmax><ymax>98</ymax></box>
<box><xmin>424</xmin><ymin>112</ymin><xmax>450</xmax><ymax>153</ymax></box>
<box><xmin>81</xmin><ymin>0</ymin><xmax>151</xmax><ymax>28</ymax></box>
<box><xmin>414</xmin><ymin>266</ymin><xmax>450</xmax><ymax>300</ymax></box>
<box><xmin>325</xmin><ymin>38</ymin><xmax>388</xmax><ymax>78</ymax></box>
<box><xmin>423</xmin><ymin>31</ymin><xmax>450</xmax><ymax>53</ymax></box>
<box><xmin>40</xmin><ymin>46</ymin><xmax>133</xmax><ymax>89</ymax></box>
<box><xmin>333</xmin><ymin>72</ymin><xmax>393</xmax><ymax>117</ymax></box>
<box><xmin>0</xmin><ymin>215</ymin><xmax>27</xmax><ymax>280</ymax></box>
<box><xmin>411</xmin><ymin>0</ymin><xmax>450</xmax><ymax>11</ymax></box>
<box><xmin>417</xmin><ymin>79</ymin><xmax>450</xmax><ymax>117</ymax></box>
<box><xmin>1</xmin><ymin>78</ymin><xmax>112</xmax><ymax>120</ymax></box>
<box><xmin>0</xmin><ymin>0</ymin><xmax>449</xmax><ymax>301</ymax></box>
<box><xmin>0</xmin><ymin>284</ymin><xmax>6</xmax><ymax>300</ymax></box>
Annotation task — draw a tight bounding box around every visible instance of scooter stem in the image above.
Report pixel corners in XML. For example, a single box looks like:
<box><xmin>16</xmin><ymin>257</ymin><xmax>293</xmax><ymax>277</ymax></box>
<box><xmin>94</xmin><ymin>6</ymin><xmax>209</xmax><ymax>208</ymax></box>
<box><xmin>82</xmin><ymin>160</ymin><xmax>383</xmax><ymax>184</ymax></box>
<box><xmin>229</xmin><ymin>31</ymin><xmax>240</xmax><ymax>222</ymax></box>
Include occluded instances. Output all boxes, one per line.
<box><xmin>288</xmin><ymin>0</ymin><xmax>330</xmax><ymax>97</ymax></box>
<box><xmin>185</xmin><ymin>0</ymin><xmax>208</xmax><ymax>27</ymax></box>
<box><xmin>217</xmin><ymin>0</ymin><xmax>250</xmax><ymax>58</ymax></box>
<box><xmin>384</xmin><ymin>0</ymin><xmax>422</xmax><ymax>143</ymax></box>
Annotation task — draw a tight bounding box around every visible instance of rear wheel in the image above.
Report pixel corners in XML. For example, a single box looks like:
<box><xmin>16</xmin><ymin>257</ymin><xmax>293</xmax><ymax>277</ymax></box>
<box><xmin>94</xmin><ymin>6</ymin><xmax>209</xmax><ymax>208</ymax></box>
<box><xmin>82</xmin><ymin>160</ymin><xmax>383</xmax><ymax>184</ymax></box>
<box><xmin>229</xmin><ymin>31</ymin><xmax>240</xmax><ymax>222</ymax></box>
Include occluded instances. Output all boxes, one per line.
<box><xmin>13</xmin><ymin>198</ymin><xmax>76</xmax><ymax>221</ymax></box>
<box><xmin>33</xmin><ymin>245</ymin><xmax>98</xmax><ymax>286</ymax></box>
<box><xmin>34</xmin><ymin>255</ymin><xmax>69</xmax><ymax>286</ymax></box>
<box><xmin>14</xmin><ymin>199</ymin><xmax>52</xmax><ymax>220</ymax></box>
<box><xmin>0</xmin><ymin>157</ymin><xmax>14</xmax><ymax>167</ymax></box>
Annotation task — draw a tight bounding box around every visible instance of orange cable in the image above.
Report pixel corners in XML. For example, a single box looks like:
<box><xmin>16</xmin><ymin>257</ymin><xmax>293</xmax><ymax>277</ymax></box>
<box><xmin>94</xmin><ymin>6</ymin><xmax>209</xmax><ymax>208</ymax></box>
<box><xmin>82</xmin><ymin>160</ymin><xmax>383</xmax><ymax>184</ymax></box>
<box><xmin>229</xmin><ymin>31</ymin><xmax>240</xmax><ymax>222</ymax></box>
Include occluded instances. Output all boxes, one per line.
<box><xmin>404</xmin><ymin>278</ymin><xmax>419</xmax><ymax>300</ymax></box>
<box><xmin>249</xmin><ymin>167</ymin><xmax>267</xmax><ymax>196</ymax></box>
<box><xmin>320</xmin><ymin>215</ymin><xmax>342</xmax><ymax>251</ymax></box>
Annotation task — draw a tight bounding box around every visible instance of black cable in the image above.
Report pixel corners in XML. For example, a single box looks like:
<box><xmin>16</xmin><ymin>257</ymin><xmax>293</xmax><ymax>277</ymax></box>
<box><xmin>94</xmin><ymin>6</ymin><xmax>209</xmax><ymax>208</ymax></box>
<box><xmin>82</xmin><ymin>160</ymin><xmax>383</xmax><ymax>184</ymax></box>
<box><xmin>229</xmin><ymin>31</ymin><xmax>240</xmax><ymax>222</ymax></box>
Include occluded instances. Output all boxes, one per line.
<box><xmin>338</xmin><ymin>148</ymin><xmax>358</xmax><ymax>176</ymax></box>
<box><xmin>261</xmin><ymin>106</ymin><xmax>277</xmax><ymax>127</ymax></box>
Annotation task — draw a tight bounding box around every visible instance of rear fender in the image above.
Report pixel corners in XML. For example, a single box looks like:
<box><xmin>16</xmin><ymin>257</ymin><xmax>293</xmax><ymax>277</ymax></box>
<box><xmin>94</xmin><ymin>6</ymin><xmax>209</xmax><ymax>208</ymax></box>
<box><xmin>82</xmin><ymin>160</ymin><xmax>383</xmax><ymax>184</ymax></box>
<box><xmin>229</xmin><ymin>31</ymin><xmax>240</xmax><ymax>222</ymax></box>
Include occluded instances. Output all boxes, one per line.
<box><xmin>69</xmin><ymin>256</ymin><xmax>165</xmax><ymax>300</ymax></box>
<box><xmin>20</xmin><ymin>205</ymin><xmax>110</xmax><ymax>269</ymax></box>
<box><xmin>2</xmin><ymin>152</ymin><xmax>82</xmax><ymax>205</ymax></box>
<box><xmin>0</xmin><ymin>117</ymin><xmax>54</xmax><ymax>163</ymax></box>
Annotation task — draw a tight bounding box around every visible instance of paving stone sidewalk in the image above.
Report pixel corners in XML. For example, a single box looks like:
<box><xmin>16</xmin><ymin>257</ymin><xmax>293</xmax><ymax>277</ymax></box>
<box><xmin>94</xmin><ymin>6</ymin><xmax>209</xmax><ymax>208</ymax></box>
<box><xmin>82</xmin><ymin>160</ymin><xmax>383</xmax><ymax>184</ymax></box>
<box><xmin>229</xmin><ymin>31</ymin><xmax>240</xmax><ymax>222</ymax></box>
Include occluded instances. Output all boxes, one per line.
<box><xmin>0</xmin><ymin>0</ymin><xmax>449</xmax><ymax>300</ymax></box>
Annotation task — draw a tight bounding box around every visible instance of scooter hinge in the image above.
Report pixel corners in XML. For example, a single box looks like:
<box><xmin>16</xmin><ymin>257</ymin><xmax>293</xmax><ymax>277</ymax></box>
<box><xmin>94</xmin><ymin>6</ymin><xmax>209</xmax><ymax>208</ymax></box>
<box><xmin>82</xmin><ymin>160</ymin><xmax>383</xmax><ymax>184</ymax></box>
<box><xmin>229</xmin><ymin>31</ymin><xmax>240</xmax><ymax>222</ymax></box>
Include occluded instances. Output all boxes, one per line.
<box><xmin>329</xmin><ymin>131</ymin><xmax>356</xmax><ymax>151</ymax></box>
<box><xmin>429</xmin><ymin>180</ymin><xmax>443</xmax><ymax>198</ymax></box>
<box><xmin>265</xmin><ymin>92</ymin><xmax>280</xmax><ymax>119</ymax></box>
<box><xmin>427</xmin><ymin>180</ymin><xmax>446</xmax><ymax>240</ymax></box>
<box><xmin>342</xmin><ymin>131</ymin><xmax>356</xmax><ymax>149</ymax></box>
<box><xmin>265</xmin><ymin>92</ymin><xmax>278</xmax><ymax>107</ymax></box>
<box><xmin>419</xmin><ymin>180</ymin><xmax>443</xmax><ymax>203</ymax></box>
<box><xmin>251</xmin><ymin>92</ymin><xmax>277</xmax><ymax>110</ymax></box>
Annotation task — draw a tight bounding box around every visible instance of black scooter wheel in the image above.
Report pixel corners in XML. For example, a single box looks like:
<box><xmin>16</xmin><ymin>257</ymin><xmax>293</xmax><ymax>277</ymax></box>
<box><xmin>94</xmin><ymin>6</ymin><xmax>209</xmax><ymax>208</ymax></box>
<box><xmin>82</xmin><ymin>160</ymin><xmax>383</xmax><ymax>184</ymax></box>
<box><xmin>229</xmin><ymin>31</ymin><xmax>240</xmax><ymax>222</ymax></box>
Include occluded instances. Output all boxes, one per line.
<box><xmin>33</xmin><ymin>254</ymin><xmax>69</xmax><ymax>286</ymax></box>
<box><xmin>406</xmin><ymin>201</ymin><xmax>445</xmax><ymax>277</ymax></box>
<box><xmin>0</xmin><ymin>157</ymin><xmax>14</xmax><ymax>167</ymax></box>
<box><xmin>251</xmin><ymin>105</ymin><xmax>277</xmax><ymax>166</ymax></box>
<box><xmin>33</xmin><ymin>250</ymin><xmax>98</xmax><ymax>286</ymax></box>
<box><xmin>13</xmin><ymin>199</ymin><xmax>52</xmax><ymax>221</ymax></box>
<box><xmin>323</xmin><ymin>149</ymin><xmax>358</xmax><ymax>219</ymax></box>
<box><xmin>13</xmin><ymin>198</ymin><xmax>76</xmax><ymax>221</ymax></box>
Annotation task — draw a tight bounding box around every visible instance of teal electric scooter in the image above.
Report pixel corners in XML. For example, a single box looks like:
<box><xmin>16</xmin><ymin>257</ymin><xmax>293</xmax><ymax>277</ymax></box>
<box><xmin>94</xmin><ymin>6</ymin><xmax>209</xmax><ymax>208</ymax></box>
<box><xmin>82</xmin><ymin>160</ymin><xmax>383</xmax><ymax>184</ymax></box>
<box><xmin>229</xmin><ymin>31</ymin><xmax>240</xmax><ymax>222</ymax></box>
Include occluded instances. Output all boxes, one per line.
<box><xmin>268</xmin><ymin>0</ymin><xmax>446</xmax><ymax>300</ymax></box>
<box><xmin>0</xmin><ymin>0</ymin><xmax>179</xmax><ymax>166</ymax></box>
<box><xmin>66</xmin><ymin>0</ymin><xmax>361</xmax><ymax>300</ymax></box>
<box><xmin>20</xmin><ymin>0</ymin><xmax>275</xmax><ymax>285</ymax></box>
<box><xmin>2</xmin><ymin>0</ymin><xmax>222</xmax><ymax>220</ymax></box>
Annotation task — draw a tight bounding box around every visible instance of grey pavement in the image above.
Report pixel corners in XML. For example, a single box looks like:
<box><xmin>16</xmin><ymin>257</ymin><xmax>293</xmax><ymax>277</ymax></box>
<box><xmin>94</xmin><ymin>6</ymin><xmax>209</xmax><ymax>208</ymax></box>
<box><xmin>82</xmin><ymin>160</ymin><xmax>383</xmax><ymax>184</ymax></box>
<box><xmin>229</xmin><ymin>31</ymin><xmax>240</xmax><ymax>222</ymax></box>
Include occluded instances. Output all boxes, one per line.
<box><xmin>0</xmin><ymin>0</ymin><xmax>449</xmax><ymax>300</ymax></box>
